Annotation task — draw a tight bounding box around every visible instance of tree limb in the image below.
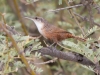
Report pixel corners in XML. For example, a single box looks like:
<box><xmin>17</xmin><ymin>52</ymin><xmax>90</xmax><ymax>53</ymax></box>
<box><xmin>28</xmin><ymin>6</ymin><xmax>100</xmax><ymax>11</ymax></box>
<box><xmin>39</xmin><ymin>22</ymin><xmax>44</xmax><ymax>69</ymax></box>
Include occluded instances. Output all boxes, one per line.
<box><xmin>31</xmin><ymin>47</ymin><xmax>100</xmax><ymax>74</ymax></box>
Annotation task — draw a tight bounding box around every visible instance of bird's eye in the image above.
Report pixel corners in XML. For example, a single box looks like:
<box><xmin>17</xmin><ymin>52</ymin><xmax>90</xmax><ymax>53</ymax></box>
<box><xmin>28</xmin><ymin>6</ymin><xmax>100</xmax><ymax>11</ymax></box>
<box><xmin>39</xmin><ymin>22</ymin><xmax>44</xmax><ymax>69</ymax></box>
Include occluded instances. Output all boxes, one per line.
<box><xmin>34</xmin><ymin>17</ymin><xmax>42</xmax><ymax>22</ymax></box>
<box><xmin>35</xmin><ymin>17</ymin><xmax>38</xmax><ymax>20</ymax></box>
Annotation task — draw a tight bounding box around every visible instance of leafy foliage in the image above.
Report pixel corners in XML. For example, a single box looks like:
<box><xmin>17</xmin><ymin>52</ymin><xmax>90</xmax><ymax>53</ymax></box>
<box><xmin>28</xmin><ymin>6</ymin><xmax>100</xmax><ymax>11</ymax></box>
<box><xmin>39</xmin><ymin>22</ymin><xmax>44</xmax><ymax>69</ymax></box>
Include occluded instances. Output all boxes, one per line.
<box><xmin>0</xmin><ymin>0</ymin><xmax>100</xmax><ymax>75</ymax></box>
<box><xmin>0</xmin><ymin>34</ymin><xmax>43</xmax><ymax>74</ymax></box>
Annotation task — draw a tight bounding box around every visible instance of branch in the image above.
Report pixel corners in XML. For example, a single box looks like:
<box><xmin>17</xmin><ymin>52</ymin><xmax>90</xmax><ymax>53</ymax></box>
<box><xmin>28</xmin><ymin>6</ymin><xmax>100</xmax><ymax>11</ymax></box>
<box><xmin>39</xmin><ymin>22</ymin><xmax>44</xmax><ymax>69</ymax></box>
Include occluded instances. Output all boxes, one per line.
<box><xmin>12</xmin><ymin>0</ymin><xmax>28</xmax><ymax>35</ymax></box>
<box><xmin>81</xmin><ymin>0</ymin><xmax>100</xmax><ymax>14</ymax></box>
<box><xmin>74</xmin><ymin>12</ymin><xmax>100</xmax><ymax>27</ymax></box>
<box><xmin>64</xmin><ymin>0</ymin><xmax>85</xmax><ymax>36</ymax></box>
<box><xmin>32</xmin><ymin>47</ymin><xmax>100</xmax><ymax>74</ymax></box>
<box><xmin>36</xmin><ymin>47</ymin><xmax>94</xmax><ymax>66</ymax></box>
<box><xmin>47</xmin><ymin>4</ymin><xmax>83</xmax><ymax>12</ymax></box>
<box><xmin>0</xmin><ymin>12</ymin><xmax>6</xmax><ymax>25</ymax></box>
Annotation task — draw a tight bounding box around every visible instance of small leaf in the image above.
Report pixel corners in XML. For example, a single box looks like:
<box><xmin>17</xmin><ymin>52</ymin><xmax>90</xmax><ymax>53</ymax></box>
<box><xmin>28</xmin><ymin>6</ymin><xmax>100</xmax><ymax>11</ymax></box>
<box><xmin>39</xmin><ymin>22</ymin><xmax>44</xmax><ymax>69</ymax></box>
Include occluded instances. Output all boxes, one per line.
<box><xmin>36</xmin><ymin>67</ymin><xmax>43</xmax><ymax>73</ymax></box>
<box><xmin>32</xmin><ymin>42</ymin><xmax>41</xmax><ymax>50</ymax></box>
<box><xmin>24</xmin><ymin>40</ymin><xmax>34</xmax><ymax>48</ymax></box>
<box><xmin>25</xmin><ymin>50</ymin><xmax>31</xmax><ymax>56</ymax></box>
<box><xmin>30</xmin><ymin>64</ymin><xmax>36</xmax><ymax>70</ymax></box>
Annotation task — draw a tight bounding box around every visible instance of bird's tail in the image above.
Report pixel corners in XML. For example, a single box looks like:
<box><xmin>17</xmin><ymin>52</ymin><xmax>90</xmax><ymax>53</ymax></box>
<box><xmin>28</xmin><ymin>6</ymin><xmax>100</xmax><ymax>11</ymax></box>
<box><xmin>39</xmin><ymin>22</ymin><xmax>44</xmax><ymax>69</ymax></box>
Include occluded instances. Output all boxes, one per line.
<box><xmin>74</xmin><ymin>36</ymin><xmax>86</xmax><ymax>42</ymax></box>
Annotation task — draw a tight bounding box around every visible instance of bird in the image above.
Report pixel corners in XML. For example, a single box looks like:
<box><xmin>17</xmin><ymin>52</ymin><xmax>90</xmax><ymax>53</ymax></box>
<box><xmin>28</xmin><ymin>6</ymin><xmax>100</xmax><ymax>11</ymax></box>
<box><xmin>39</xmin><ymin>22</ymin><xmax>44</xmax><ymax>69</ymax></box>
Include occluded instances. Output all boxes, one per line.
<box><xmin>25</xmin><ymin>16</ymin><xmax>86</xmax><ymax>43</ymax></box>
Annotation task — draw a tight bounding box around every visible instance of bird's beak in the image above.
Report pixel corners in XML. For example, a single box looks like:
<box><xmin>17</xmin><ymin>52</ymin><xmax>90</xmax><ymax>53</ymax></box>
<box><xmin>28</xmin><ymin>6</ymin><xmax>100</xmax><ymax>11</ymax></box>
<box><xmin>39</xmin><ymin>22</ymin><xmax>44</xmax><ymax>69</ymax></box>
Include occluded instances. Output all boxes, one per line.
<box><xmin>24</xmin><ymin>17</ymin><xmax>35</xmax><ymax>21</ymax></box>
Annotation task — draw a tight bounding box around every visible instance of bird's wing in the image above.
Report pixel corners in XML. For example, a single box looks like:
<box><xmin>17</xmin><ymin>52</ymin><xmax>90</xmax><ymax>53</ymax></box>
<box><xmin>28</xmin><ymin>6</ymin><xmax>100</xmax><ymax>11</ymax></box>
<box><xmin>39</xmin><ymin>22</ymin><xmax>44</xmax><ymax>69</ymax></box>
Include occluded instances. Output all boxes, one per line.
<box><xmin>53</xmin><ymin>26</ymin><xmax>71</xmax><ymax>34</ymax></box>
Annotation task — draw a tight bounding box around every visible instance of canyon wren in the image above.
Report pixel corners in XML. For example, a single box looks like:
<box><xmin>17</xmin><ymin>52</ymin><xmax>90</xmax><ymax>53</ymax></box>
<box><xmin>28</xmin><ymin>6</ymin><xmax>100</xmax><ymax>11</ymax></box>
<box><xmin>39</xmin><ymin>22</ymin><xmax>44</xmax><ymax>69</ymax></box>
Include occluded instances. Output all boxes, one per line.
<box><xmin>25</xmin><ymin>17</ymin><xmax>86</xmax><ymax>43</ymax></box>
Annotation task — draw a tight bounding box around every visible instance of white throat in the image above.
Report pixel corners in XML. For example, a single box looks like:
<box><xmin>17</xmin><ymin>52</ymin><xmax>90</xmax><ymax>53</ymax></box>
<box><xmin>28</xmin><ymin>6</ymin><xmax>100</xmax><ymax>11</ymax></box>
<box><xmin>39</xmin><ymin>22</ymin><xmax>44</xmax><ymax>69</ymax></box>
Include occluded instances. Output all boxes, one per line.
<box><xmin>33</xmin><ymin>20</ymin><xmax>44</xmax><ymax>34</ymax></box>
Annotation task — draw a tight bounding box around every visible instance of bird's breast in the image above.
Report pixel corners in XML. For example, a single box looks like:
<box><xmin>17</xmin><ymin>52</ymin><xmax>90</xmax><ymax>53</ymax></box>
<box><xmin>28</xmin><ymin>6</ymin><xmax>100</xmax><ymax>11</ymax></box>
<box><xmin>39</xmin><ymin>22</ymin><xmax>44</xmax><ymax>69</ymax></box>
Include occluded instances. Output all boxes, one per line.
<box><xmin>34</xmin><ymin>23</ymin><xmax>44</xmax><ymax>35</ymax></box>
<box><xmin>36</xmin><ymin>25</ymin><xmax>47</xmax><ymax>38</ymax></box>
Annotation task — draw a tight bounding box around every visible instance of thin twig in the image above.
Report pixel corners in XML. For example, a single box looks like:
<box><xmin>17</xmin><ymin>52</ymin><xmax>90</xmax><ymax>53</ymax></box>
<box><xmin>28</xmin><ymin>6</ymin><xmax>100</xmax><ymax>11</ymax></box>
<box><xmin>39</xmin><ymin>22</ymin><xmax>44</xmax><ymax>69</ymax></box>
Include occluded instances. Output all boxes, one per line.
<box><xmin>0</xmin><ymin>13</ymin><xmax>9</xmax><ymax>48</ymax></box>
<box><xmin>13</xmin><ymin>0</ymin><xmax>28</xmax><ymax>35</ymax></box>
<box><xmin>47</xmin><ymin>4</ymin><xmax>83</xmax><ymax>12</ymax></box>
<box><xmin>74</xmin><ymin>12</ymin><xmax>100</xmax><ymax>27</ymax></box>
<box><xmin>34</xmin><ymin>58</ymin><xmax>58</xmax><ymax>65</ymax></box>
<box><xmin>57</xmin><ymin>43</ymin><xmax>72</xmax><ymax>51</ymax></box>
<box><xmin>0</xmin><ymin>12</ymin><xmax>6</xmax><ymax>27</ymax></box>
<box><xmin>4</xmin><ymin>52</ymin><xmax>10</xmax><ymax>73</ymax></box>
<box><xmin>64</xmin><ymin>0</ymin><xmax>85</xmax><ymax>36</ymax></box>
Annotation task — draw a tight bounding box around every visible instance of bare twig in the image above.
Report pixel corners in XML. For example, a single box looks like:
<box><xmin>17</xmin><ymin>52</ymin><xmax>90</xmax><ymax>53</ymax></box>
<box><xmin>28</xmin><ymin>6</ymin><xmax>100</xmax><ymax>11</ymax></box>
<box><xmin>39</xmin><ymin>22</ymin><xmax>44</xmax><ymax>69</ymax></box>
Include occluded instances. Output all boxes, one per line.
<box><xmin>64</xmin><ymin>0</ymin><xmax>85</xmax><ymax>36</ymax></box>
<box><xmin>0</xmin><ymin>13</ymin><xmax>9</xmax><ymax>48</ymax></box>
<box><xmin>13</xmin><ymin>0</ymin><xmax>28</xmax><ymax>35</ymax></box>
<box><xmin>0</xmin><ymin>12</ymin><xmax>6</xmax><ymax>25</ymax></box>
<box><xmin>84</xmin><ymin>0</ymin><xmax>94</xmax><ymax>27</ymax></box>
<box><xmin>74</xmin><ymin>12</ymin><xmax>100</xmax><ymax>27</ymax></box>
<box><xmin>94</xmin><ymin>4</ymin><xmax>100</xmax><ymax>14</ymax></box>
<box><xmin>47</xmin><ymin>4</ymin><xmax>83</xmax><ymax>12</ymax></box>
<box><xmin>34</xmin><ymin>58</ymin><xmax>58</xmax><ymax>65</ymax></box>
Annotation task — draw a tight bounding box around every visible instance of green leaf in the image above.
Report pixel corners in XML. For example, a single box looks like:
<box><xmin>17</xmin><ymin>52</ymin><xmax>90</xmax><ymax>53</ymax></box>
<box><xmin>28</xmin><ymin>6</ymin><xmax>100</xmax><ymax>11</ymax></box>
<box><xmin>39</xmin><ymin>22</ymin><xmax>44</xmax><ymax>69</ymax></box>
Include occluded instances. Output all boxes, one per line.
<box><xmin>24</xmin><ymin>40</ymin><xmax>34</xmax><ymax>48</ymax></box>
<box><xmin>30</xmin><ymin>64</ymin><xmax>36</xmax><ymax>70</ymax></box>
<box><xmin>35</xmin><ymin>52</ymin><xmax>41</xmax><ymax>58</ymax></box>
<box><xmin>32</xmin><ymin>42</ymin><xmax>42</xmax><ymax>50</ymax></box>
<box><xmin>36</xmin><ymin>67</ymin><xmax>43</xmax><ymax>73</ymax></box>
<box><xmin>14</xmin><ymin>61</ymin><xmax>25</xmax><ymax>68</ymax></box>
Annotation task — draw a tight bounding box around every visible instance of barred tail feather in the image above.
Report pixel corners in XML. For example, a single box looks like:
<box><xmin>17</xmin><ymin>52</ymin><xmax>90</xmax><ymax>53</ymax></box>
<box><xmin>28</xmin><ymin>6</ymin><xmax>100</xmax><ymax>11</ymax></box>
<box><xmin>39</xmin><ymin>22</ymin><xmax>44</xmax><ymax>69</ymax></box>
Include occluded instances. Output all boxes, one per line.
<box><xmin>74</xmin><ymin>36</ymin><xmax>86</xmax><ymax>42</ymax></box>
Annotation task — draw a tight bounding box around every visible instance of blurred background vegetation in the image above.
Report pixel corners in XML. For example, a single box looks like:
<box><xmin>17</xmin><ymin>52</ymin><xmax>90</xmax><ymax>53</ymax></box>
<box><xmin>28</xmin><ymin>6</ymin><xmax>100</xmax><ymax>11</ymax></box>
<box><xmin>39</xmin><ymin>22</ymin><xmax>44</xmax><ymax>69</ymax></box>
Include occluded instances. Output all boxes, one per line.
<box><xmin>0</xmin><ymin>0</ymin><xmax>100</xmax><ymax>75</ymax></box>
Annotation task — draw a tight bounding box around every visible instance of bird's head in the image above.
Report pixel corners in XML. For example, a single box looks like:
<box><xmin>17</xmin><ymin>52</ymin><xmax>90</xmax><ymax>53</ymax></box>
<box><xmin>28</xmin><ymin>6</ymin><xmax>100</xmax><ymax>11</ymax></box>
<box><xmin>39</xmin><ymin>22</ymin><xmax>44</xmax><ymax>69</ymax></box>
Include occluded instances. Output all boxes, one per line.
<box><xmin>25</xmin><ymin>16</ymin><xmax>47</xmax><ymax>27</ymax></box>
